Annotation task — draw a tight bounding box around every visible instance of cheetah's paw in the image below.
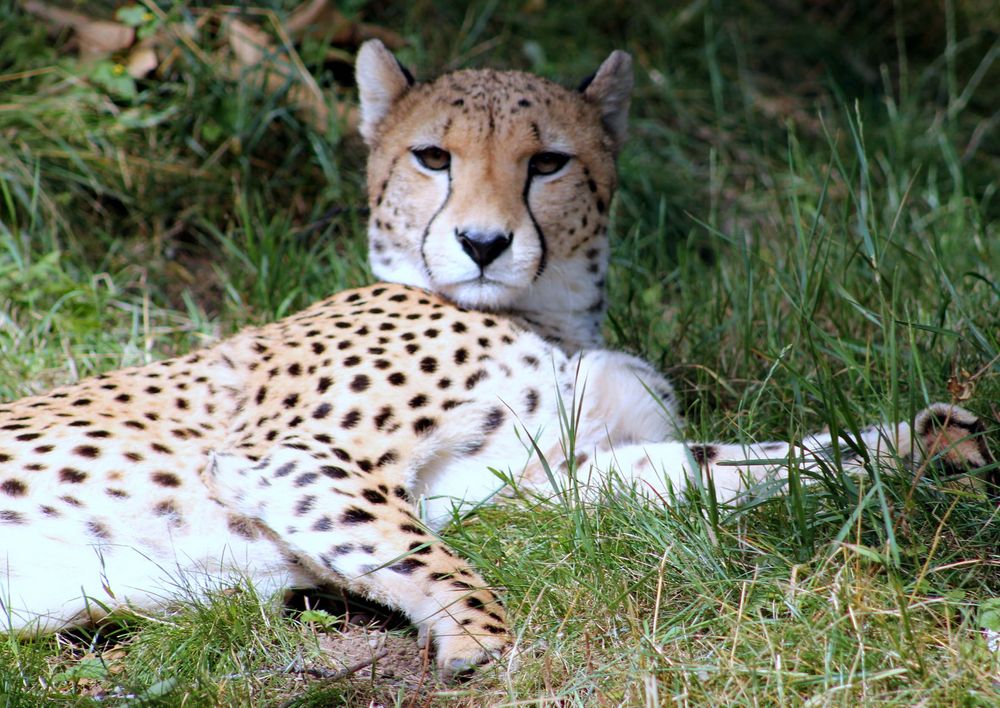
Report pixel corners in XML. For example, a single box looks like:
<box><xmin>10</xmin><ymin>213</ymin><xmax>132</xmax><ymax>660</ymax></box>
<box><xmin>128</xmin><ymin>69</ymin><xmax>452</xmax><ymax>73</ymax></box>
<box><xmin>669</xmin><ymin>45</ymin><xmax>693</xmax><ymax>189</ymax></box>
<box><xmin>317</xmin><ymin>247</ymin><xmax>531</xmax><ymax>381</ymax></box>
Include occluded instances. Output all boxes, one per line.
<box><xmin>915</xmin><ymin>403</ymin><xmax>997</xmax><ymax>492</ymax></box>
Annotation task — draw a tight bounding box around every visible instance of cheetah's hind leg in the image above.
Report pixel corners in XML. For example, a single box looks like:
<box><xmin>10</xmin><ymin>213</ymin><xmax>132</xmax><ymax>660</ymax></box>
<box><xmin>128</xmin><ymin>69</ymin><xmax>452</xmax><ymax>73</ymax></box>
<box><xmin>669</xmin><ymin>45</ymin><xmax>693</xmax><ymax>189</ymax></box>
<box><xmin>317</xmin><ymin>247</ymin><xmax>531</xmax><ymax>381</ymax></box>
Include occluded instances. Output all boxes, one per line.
<box><xmin>203</xmin><ymin>438</ymin><xmax>512</xmax><ymax>679</ymax></box>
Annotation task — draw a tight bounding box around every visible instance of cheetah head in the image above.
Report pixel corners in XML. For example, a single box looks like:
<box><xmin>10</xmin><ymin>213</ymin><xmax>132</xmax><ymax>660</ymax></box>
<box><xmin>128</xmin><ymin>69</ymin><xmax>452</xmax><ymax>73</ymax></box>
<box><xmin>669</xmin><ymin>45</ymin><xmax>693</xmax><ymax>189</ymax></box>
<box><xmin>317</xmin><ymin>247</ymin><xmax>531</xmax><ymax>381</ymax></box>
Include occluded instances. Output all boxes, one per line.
<box><xmin>357</xmin><ymin>40</ymin><xmax>631</xmax><ymax>330</ymax></box>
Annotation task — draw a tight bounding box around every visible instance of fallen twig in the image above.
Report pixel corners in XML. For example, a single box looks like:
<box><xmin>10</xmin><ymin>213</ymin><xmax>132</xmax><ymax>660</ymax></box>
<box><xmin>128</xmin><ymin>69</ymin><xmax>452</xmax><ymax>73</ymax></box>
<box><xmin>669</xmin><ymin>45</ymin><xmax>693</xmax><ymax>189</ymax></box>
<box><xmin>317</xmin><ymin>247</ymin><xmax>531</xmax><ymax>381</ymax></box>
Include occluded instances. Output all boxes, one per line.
<box><xmin>276</xmin><ymin>647</ymin><xmax>390</xmax><ymax>707</ymax></box>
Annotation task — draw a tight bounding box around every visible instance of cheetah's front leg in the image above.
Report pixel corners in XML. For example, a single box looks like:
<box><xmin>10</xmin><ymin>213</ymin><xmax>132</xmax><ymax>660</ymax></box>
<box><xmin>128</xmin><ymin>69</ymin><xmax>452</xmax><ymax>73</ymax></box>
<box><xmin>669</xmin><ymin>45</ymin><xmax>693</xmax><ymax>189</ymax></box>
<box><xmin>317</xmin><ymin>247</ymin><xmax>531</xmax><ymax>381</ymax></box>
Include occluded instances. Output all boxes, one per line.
<box><xmin>204</xmin><ymin>439</ymin><xmax>511</xmax><ymax>679</ymax></box>
<box><xmin>577</xmin><ymin>403</ymin><xmax>996</xmax><ymax>502</ymax></box>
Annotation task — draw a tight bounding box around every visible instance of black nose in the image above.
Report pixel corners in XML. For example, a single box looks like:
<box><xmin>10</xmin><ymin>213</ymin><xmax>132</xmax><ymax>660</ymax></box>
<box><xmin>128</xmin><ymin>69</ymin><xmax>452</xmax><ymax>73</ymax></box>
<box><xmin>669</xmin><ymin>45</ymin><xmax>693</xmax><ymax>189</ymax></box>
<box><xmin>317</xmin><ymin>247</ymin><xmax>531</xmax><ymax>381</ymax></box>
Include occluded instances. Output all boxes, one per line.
<box><xmin>456</xmin><ymin>230</ymin><xmax>513</xmax><ymax>269</ymax></box>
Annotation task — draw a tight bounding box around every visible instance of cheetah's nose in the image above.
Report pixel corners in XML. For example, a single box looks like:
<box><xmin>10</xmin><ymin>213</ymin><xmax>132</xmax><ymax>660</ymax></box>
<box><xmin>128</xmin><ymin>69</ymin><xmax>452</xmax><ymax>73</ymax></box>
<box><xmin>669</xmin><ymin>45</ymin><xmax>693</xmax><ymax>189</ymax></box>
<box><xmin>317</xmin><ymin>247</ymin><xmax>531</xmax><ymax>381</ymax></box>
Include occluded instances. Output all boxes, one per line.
<box><xmin>456</xmin><ymin>230</ymin><xmax>513</xmax><ymax>269</ymax></box>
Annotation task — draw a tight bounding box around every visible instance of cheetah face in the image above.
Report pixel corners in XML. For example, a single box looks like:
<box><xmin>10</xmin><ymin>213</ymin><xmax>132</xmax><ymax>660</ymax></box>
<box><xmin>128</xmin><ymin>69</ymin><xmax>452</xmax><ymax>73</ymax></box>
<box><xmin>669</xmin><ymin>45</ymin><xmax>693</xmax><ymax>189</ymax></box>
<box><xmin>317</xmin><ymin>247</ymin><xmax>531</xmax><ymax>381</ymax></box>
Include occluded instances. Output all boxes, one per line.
<box><xmin>357</xmin><ymin>41</ymin><xmax>632</xmax><ymax>314</ymax></box>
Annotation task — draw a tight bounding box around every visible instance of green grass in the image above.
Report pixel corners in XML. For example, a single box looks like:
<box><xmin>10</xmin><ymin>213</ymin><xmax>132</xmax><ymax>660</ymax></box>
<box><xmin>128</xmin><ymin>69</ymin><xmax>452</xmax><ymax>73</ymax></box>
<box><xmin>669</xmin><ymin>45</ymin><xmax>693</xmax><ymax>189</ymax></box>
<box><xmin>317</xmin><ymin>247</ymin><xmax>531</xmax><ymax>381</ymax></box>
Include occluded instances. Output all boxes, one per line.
<box><xmin>1</xmin><ymin>0</ymin><xmax>998</xmax><ymax>704</ymax></box>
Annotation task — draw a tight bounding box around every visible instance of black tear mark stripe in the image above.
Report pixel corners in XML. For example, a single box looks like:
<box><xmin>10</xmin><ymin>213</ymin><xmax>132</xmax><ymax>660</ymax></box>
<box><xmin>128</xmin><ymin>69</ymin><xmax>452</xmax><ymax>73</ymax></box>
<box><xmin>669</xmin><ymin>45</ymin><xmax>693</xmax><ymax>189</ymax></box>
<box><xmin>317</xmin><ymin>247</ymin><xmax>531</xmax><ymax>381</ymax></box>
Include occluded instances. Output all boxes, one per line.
<box><xmin>419</xmin><ymin>158</ymin><xmax>453</xmax><ymax>277</ymax></box>
<box><xmin>522</xmin><ymin>164</ymin><xmax>548</xmax><ymax>280</ymax></box>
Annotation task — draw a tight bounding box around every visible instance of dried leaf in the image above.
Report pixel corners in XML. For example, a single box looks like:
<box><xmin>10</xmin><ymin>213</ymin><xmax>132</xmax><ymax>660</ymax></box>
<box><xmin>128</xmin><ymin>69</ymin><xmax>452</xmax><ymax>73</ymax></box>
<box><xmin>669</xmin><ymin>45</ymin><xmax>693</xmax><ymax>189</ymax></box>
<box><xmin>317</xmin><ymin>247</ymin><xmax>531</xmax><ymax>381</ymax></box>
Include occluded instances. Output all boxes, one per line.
<box><xmin>285</xmin><ymin>0</ymin><xmax>405</xmax><ymax>48</ymax></box>
<box><xmin>126</xmin><ymin>43</ymin><xmax>158</xmax><ymax>79</ymax></box>
<box><xmin>226</xmin><ymin>18</ymin><xmax>273</xmax><ymax>68</ymax></box>
<box><xmin>21</xmin><ymin>0</ymin><xmax>134</xmax><ymax>58</ymax></box>
<box><xmin>222</xmin><ymin>17</ymin><xmax>357</xmax><ymax>133</ymax></box>
<box><xmin>77</xmin><ymin>21</ymin><xmax>135</xmax><ymax>59</ymax></box>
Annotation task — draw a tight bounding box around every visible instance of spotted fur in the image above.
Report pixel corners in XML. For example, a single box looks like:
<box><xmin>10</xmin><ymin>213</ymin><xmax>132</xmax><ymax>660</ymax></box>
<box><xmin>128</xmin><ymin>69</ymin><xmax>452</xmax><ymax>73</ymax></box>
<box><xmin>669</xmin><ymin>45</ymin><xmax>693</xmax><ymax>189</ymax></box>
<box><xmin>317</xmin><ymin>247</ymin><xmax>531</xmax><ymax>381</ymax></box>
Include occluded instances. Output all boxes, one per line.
<box><xmin>1</xmin><ymin>42</ymin><xmax>994</xmax><ymax>678</ymax></box>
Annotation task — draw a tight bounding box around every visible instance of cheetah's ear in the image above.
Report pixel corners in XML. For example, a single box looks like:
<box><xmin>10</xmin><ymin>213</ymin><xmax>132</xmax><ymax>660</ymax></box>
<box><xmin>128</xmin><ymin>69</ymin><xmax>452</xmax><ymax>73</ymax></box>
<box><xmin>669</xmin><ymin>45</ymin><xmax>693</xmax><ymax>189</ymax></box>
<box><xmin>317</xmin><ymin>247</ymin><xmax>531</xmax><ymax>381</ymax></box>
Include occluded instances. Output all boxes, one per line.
<box><xmin>356</xmin><ymin>39</ymin><xmax>415</xmax><ymax>145</ymax></box>
<box><xmin>579</xmin><ymin>50</ymin><xmax>633</xmax><ymax>149</ymax></box>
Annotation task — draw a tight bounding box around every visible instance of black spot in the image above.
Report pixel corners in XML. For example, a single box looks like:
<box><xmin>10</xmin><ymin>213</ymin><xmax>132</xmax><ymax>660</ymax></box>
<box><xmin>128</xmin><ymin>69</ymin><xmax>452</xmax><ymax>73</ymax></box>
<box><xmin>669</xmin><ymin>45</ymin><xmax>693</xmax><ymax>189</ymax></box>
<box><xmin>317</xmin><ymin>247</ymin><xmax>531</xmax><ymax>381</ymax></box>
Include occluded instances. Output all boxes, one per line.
<box><xmin>452</xmin><ymin>322</ymin><xmax>467</xmax><ymax>334</ymax></box>
<box><xmin>341</xmin><ymin>507</ymin><xmax>375</xmax><ymax>524</ymax></box>
<box><xmin>413</xmin><ymin>417</ymin><xmax>436</xmax><ymax>435</ymax></box>
<box><xmin>377</xmin><ymin>451</ymin><xmax>398</xmax><ymax>467</ymax></box>
<box><xmin>408</xmin><ymin>394</ymin><xmax>428</xmax><ymax>409</ymax></box>
<box><xmin>294</xmin><ymin>472</ymin><xmax>318</xmax><ymax>487</ymax></box>
<box><xmin>399</xmin><ymin>523</ymin><xmax>424</xmax><ymax>535</ymax></box>
<box><xmin>374</xmin><ymin>406</ymin><xmax>394</xmax><ymax>430</ymax></box>
<box><xmin>256</xmin><ymin>386</ymin><xmax>268</xmax><ymax>404</ymax></box>
<box><xmin>317</xmin><ymin>376</ymin><xmax>333</xmax><ymax>393</ymax></box>
<box><xmin>454</xmin><ymin>348</ymin><xmax>468</xmax><ymax>365</ymax></box>
<box><xmin>387</xmin><ymin>372</ymin><xmax>406</xmax><ymax>386</ymax></box>
<box><xmin>313</xmin><ymin>403</ymin><xmax>332</xmax><ymax>419</ymax></box>
<box><xmin>59</xmin><ymin>467</ymin><xmax>87</xmax><ymax>484</ymax></box>
<box><xmin>465</xmin><ymin>370</ymin><xmax>488</xmax><ymax>389</ymax></box>
<box><xmin>0</xmin><ymin>510</ymin><xmax>25</xmax><ymax>524</ymax></box>
<box><xmin>1</xmin><ymin>479</ymin><xmax>26</xmax><ymax>496</ymax></box>
<box><xmin>274</xmin><ymin>461</ymin><xmax>297</xmax><ymax>477</ymax></box>
<box><xmin>313</xmin><ymin>516</ymin><xmax>332</xmax><ymax>531</ymax></box>
<box><xmin>690</xmin><ymin>445</ymin><xmax>718</xmax><ymax>465</ymax></box>
<box><xmin>361</xmin><ymin>489</ymin><xmax>387</xmax><ymax>504</ymax></box>
<box><xmin>350</xmin><ymin>375</ymin><xmax>371</xmax><ymax>392</ymax></box>
<box><xmin>466</xmin><ymin>597</ymin><xmax>485</xmax><ymax>610</ymax></box>
<box><xmin>152</xmin><ymin>472</ymin><xmax>181</xmax><ymax>487</ymax></box>
<box><xmin>288</xmin><ymin>363</ymin><xmax>302</xmax><ymax>376</ymax></box>
<box><xmin>341</xmin><ymin>410</ymin><xmax>361</xmax><ymax>429</ymax></box>
<box><xmin>419</xmin><ymin>357</ymin><xmax>438</xmax><ymax>373</ymax></box>
<box><xmin>283</xmin><ymin>393</ymin><xmax>300</xmax><ymax>408</ymax></box>
<box><xmin>483</xmin><ymin>407</ymin><xmax>505</xmax><ymax>433</ymax></box>
<box><xmin>295</xmin><ymin>495</ymin><xmax>316</xmax><ymax>515</ymax></box>
<box><xmin>311</xmin><ymin>342</ymin><xmax>326</xmax><ymax>355</ymax></box>
<box><xmin>332</xmin><ymin>447</ymin><xmax>352</xmax><ymax>462</ymax></box>
<box><xmin>71</xmin><ymin>398</ymin><xmax>92</xmax><ymax>407</ymax></box>
<box><xmin>320</xmin><ymin>465</ymin><xmax>349</xmax><ymax>479</ymax></box>
<box><xmin>87</xmin><ymin>521</ymin><xmax>111</xmax><ymax>540</ymax></box>
<box><xmin>390</xmin><ymin>558</ymin><xmax>426</xmax><ymax>575</ymax></box>
<box><xmin>401</xmin><ymin>541</ymin><xmax>428</xmax><ymax>556</ymax></box>
<box><xmin>86</xmin><ymin>430</ymin><xmax>111</xmax><ymax>439</ymax></box>
<box><xmin>525</xmin><ymin>389</ymin><xmax>540</xmax><ymax>413</ymax></box>
<box><xmin>153</xmin><ymin>499</ymin><xmax>178</xmax><ymax>517</ymax></box>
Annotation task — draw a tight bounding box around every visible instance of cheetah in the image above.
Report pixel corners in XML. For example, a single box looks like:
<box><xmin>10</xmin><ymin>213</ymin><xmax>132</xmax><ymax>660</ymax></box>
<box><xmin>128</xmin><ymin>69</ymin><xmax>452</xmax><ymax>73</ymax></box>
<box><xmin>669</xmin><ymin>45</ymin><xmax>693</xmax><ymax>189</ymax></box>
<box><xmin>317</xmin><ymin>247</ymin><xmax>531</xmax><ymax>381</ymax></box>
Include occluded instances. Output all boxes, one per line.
<box><xmin>1</xmin><ymin>40</ymin><xmax>995</xmax><ymax>678</ymax></box>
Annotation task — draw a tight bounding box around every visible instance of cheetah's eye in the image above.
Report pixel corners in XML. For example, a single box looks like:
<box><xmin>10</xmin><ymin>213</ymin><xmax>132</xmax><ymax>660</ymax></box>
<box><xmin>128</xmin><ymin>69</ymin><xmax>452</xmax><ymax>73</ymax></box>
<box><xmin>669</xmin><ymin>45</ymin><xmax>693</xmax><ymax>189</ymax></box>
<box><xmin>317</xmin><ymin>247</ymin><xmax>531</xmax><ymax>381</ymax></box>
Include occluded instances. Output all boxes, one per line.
<box><xmin>528</xmin><ymin>151</ymin><xmax>571</xmax><ymax>177</ymax></box>
<box><xmin>411</xmin><ymin>146</ymin><xmax>451</xmax><ymax>171</ymax></box>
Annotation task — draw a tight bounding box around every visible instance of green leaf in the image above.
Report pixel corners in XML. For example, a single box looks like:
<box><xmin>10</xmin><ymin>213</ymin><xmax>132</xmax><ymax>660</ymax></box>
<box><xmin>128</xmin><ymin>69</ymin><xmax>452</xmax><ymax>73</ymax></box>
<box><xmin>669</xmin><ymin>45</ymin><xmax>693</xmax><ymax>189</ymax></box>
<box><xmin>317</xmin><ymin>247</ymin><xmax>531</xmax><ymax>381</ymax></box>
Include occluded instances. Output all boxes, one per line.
<box><xmin>138</xmin><ymin>677</ymin><xmax>180</xmax><ymax>699</ymax></box>
<box><xmin>300</xmin><ymin>609</ymin><xmax>338</xmax><ymax>629</ymax></box>
<box><xmin>978</xmin><ymin>598</ymin><xmax>1000</xmax><ymax>632</ymax></box>
<box><xmin>90</xmin><ymin>60</ymin><xmax>138</xmax><ymax>100</ymax></box>
<box><xmin>115</xmin><ymin>5</ymin><xmax>152</xmax><ymax>27</ymax></box>
<box><xmin>52</xmin><ymin>658</ymin><xmax>108</xmax><ymax>684</ymax></box>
